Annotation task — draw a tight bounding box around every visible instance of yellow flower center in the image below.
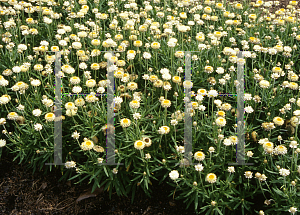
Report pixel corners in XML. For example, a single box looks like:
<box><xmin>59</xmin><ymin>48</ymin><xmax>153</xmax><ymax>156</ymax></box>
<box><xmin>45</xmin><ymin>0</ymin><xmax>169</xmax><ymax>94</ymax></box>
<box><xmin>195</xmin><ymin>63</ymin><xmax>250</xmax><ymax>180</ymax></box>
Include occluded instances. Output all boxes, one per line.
<box><xmin>136</xmin><ymin>141</ymin><xmax>143</xmax><ymax>146</ymax></box>
<box><xmin>46</xmin><ymin>113</ymin><xmax>54</xmax><ymax>118</ymax></box>
<box><xmin>196</xmin><ymin>152</ymin><xmax>203</xmax><ymax>157</ymax></box>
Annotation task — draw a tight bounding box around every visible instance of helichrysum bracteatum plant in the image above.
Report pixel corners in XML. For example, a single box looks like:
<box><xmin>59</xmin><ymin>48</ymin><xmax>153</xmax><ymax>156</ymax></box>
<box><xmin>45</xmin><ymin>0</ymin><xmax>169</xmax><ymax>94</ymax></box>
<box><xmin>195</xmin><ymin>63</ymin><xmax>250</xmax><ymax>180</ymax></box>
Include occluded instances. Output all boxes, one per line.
<box><xmin>0</xmin><ymin>0</ymin><xmax>300</xmax><ymax>214</ymax></box>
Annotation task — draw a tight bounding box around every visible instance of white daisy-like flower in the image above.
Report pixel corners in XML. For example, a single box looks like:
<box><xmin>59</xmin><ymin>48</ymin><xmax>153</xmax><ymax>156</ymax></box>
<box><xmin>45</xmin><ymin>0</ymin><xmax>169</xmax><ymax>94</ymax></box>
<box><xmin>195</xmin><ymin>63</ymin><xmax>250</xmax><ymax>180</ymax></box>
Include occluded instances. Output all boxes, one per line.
<box><xmin>158</xmin><ymin>126</ymin><xmax>170</xmax><ymax>134</ymax></box>
<box><xmin>16</xmin><ymin>104</ymin><xmax>25</xmax><ymax>111</ymax></box>
<box><xmin>176</xmin><ymin>145</ymin><xmax>185</xmax><ymax>154</ymax></box>
<box><xmin>34</xmin><ymin>123</ymin><xmax>43</xmax><ymax>131</ymax></box>
<box><xmin>0</xmin><ymin>139</ymin><xmax>6</xmax><ymax>147</ymax></box>
<box><xmin>198</xmin><ymin>105</ymin><xmax>206</xmax><ymax>111</ymax></box>
<box><xmin>208</xmin><ymin>147</ymin><xmax>215</xmax><ymax>153</ymax></box>
<box><xmin>145</xmin><ymin>153</ymin><xmax>151</xmax><ymax>159</ymax></box>
<box><xmin>206</xmin><ymin>173</ymin><xmax>217</xmax><ymax>183</ymax></box>
<box><xmin>112</xmin><ymin>168</ymin><xmax>118</xmax><ymax>174</ymax></box>
<box><xmin>195</xmin><ymin>94</ymin><xmax>204</xmax><ymax>101</ymax></box>
<box><xmin>258</xmin><ymin>138</ymin><xmax>269</xmax><ymax>145</ymax></box>
<box><xmin>171</xmin><ymin>119</ymin><xmax>178</xmax><ymax>126</ymax></box>
<box><xmin>244</xmin><ymin>93</ymin><xmax>252</xmax><ymax>100</ymax></box>
<box><xmin>279</xmin><ymin>168</ymin><xmax>290</xmax><ymax>177</ymax></box>
<box><xmin>142</xmin><ymin>74</ymin><xmax>149</xmax><ymax>80</ymax></box>
<box><xmin>259</xmin><ymin>174</ymin><xmax>267</xmax><ymax>182</ymax></box>
<box><xmin>72</xmin><ymin>86</ymin><xmax>82</xmax><ymax>94</ymax></box>
<box><xmin>245</xmin><ymin>106</ymin><xmax>254</xmax><ymax>113</ymax></box>
<box><xmin>244</xmin><ymin>171</ymin><xmax>253</xmax><ymax>179</ymax></box>
<box><xmin>96</xmin><ymin>87</ymin><xmax>105</xmax><ymax>94</ymax></box>
<box><xmin>142</xmin><ymin>137</ymin><xmax>152</xmax><ymax>147</ymax></box>
<box><xmin>293</xmin><ymin>110</ymin><xmax>300</xmax><ymax>116</ymax></box>
<box><xmin>194</xmin><ymin>151</ymin><xmax>205</xmax><ymax>161</ymax></box>
<box><xmin>207</xmin><ymin>90</ymin><xmax>218</xmax><ymax>97</ymax></box>
<box><xmin>223</xmin><ymin>138</ymin><xmax>232</xmax><ymax>146</ymax></box>
<box><xmin>246</xmin><ymin>151</ymin><xmax>254</xmax><ymax>157</ymax></box>
<box><xmin>143</xmin><ymin>52</ymin><xmax>151</xmax><ymax>59</ymax></box>
<box><xmin>32</xmin><ymin>109</ymin><xmax>42</xmax><ymax>117</ymax></box>
<box><xmin>195</xmin><ymin>163</ymin><xmax>204</xmax><ymax>172</ymax></box>
<box><xmin>227</xmin><ymin>166</ymin><xmax>235</xmax><ymax>173</ymax></box>
<box><xmin>275</xmin><ymin>145</ymin><xmax>287</xmax><ymax>155</ymax></box>
<box><xmin>289</xmin><ymin>207</ymin><xmax>297</xmax><ymax>215</ymax></box>
<box><xmin>0</xmin><ymin>118</ymin><xmax>6</xmax><ymax>125</ymax></box>
<box><xmin>215</xmin><ymin>117</ymin><xmax>226</xmax><ymax>127</ymax></box>
<box><xmin>289</xmin><ymin>141</ymin><xmax>298</xmax><ymax>148</ymax></box>
<box><xmin>134</xmin><ymin>140</ymin><xmax>145</xmax><ymax>150</ymax></box>
<box><xmin>216</xmin><ymin>67</ymin><xmax>225</xmax><ymax>74</ymax></box>
<box><xmin>169</xmin><ymin>170</ymin><xmax>179</xmax><ymax>180</ymax></box>
<box><xmin>120</xmin><ymin>118</ymin><xmax>131</xmax><ymax>128</ymax></box>
<box><xmin>7</xmin><ymin>112</ymin><xmax>19</xmax><ymax>120</ymax></box>
<box><xmin>31</xmin><ymin>79</ymin><xmax>41</xmax><ymax>87</ymax></box>
<box><xmin>133</xmin><ymin>112</ymin><xmax>141</xmax><ymax>120</ymax></box>
<box><xmin>80</xmin><ymin>140</ymin><xmax>94</xmax><ymax>151</ymax></box>
<box><xmin>259</xmin><ymin>80</ymin><xmax>270</xmax><ymax>88</ymax></box>
<box><xmin>71</xmin><ymin>131</ymin><xmax>80</xmax><ymax>140</ymax></box>
<box><xmin>45</xmin><ymin>112</ymin><xmax>55</xmax><ymax>122</ymax></box>
<box><xmin>65</xmin><ymin>161</ymin><xmax>76</xmax><ymax>168</ymax></box>
<box><xmin>114</xmin><ymin>96</ymin><xmax>123</xmax><ymax>104</ymax></box>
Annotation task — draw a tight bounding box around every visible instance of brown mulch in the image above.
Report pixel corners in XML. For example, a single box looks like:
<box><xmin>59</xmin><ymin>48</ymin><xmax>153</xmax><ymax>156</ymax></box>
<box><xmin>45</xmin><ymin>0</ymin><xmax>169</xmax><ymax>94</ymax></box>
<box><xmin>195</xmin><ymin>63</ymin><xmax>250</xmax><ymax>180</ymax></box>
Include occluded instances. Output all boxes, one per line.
<box><xmin>0</xmin><ymin>152</ymin><xmax>199</xmax><ymax>215</ymax></box>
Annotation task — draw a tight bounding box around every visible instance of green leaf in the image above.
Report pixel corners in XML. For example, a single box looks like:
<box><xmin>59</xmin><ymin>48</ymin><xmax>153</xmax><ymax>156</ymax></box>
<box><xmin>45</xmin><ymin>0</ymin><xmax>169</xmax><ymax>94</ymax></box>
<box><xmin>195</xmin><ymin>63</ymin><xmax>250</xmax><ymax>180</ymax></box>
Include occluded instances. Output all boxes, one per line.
<box><xmin>215</xmin><ymin>207</ymin><xmax>223</xmax><ymax>215</ymax></box>
<box><xmin>103</xmin><ymin>166</ymin><xmax>109</xmax><ymax>177</ymax></box>
<box><xmin>194</xmin><ymin>193</ymin><xmax>198</xmax><ymax>210</ymax></box>
<box><xmin>273</xmin><ymin>187</ymin><xmax>284</xmax><ymax>197</ymax></box>
<box><xmin>90</xmin><ymin>169</ymin><xmax>102</xmax><ymax>182</ymax></box>
<box><xmin>91</xmin><ymin>179</ymin><xmax>100</xmax><ymax>193</ymax></box>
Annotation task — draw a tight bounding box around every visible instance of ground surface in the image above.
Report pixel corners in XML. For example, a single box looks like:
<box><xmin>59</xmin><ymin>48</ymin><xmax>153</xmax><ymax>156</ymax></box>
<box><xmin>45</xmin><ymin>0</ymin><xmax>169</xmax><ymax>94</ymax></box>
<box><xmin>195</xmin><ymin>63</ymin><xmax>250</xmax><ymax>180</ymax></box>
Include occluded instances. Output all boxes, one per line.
<box><xmin>0</xmin><ymin>152</ymin><xmax>269</xmax><ymax>215</ymax></box>
<box><xmin>0</xmin><ymin>152</ymin><xmax>199</xmax><ymax>215</ymax></box>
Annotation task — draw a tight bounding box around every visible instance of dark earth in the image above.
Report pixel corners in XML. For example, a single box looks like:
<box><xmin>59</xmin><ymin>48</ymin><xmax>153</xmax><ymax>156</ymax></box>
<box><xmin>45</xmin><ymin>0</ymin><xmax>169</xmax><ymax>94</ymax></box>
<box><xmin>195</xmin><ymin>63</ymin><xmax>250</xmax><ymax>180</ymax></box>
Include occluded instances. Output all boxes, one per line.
<box><xmin>0</xmin><ymin>151</ymin><xmax>269</xmax><ymax>215</ymax></box>
<box><xmin>0</xmin><ymin>152</ymin><xmax>198</xmax><ymax>215</ymax></box>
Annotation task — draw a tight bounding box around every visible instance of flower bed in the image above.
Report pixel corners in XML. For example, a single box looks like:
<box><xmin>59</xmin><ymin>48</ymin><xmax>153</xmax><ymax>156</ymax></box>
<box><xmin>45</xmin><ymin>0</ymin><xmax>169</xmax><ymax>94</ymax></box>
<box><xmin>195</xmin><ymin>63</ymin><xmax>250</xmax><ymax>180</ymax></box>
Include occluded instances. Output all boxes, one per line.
<box><xmin>0</xmin><ymin>0</ymin><xmax>300</xmax><ymax>214</ymax></box>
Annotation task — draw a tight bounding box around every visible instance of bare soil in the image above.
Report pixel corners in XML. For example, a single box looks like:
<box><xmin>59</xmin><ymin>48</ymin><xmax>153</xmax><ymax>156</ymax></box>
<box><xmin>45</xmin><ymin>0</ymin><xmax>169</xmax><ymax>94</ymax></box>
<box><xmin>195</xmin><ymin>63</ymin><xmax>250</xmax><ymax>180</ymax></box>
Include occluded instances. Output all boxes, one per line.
<box><xmin>0</xmin><ymin>152</ymin><xmax>199</xmax><ymax>215</ymax></box>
